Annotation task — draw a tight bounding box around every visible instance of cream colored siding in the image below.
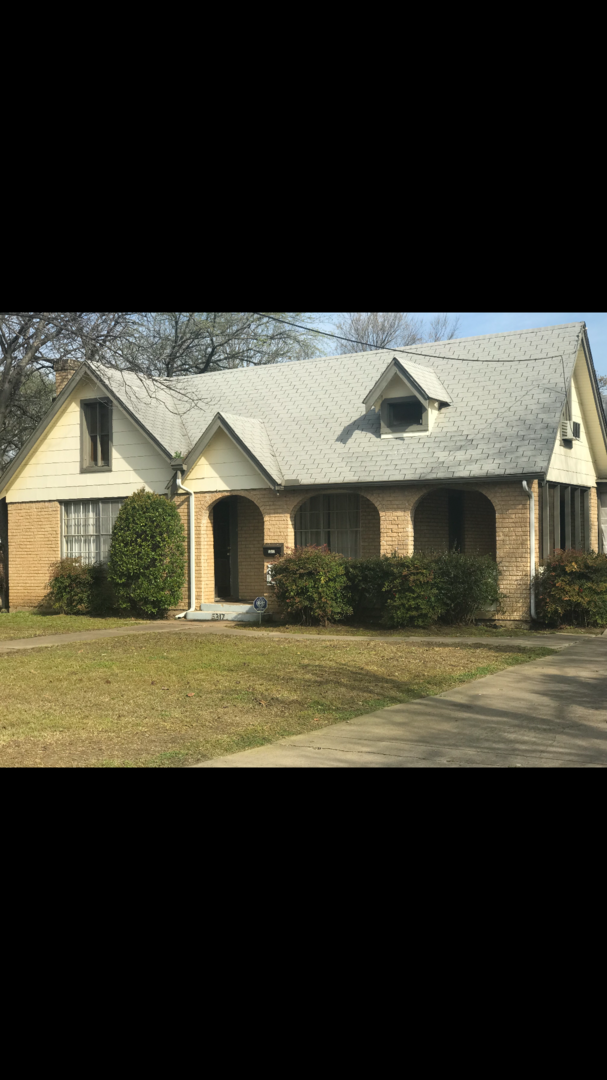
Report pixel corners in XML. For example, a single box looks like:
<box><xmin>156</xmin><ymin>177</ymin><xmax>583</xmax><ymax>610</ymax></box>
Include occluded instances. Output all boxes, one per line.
<box><xmin>546</xmin><ymin>367</ymin><xmax>598</xmax><ymax>486</ymax></box>
<box><xmin>187</xmin><ymin>428</ymin><xmax>270</xmax><ymax>491</ymax></box>
<box><xmin>3</xmin><ymin>378</ymin><xmax>170</xmax><ymax>502</ymax></box>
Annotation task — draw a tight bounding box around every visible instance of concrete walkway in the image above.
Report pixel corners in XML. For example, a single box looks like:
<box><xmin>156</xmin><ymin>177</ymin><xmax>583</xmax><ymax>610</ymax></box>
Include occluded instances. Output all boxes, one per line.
<box><xmin>0</xmin><ymin>619</ymin><xmax>593</xmax><ymax>654</ymax></box>
<box><xmin>195</xmin><ymin>634</ymin><xmax>607</xmax><ymax>768</ymax></box>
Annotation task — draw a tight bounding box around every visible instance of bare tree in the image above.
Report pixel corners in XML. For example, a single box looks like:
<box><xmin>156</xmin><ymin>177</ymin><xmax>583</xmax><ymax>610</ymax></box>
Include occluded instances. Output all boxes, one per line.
<box><xmin>424</xmin><ymin>313</ymin><xmax>460</xmax><ymax>342</ymax></box>
<box><xmin>332</xmin><ymin>312</ymin><xmax>460</xmax><ymax>352</ymax></box>
<box><xmin>599</xmin><ymin>373</ymin><xmax>607</xmax><ymax>417</ymax></box>
<box><xmin>116</xmin><ymin>312</ymin><xmax>321</xmax><ymax>378</ymax></box>
<box><xmin>333</xmin><ymin>312</ymin><xmax>425</xmax><ymax>352</ymax></box>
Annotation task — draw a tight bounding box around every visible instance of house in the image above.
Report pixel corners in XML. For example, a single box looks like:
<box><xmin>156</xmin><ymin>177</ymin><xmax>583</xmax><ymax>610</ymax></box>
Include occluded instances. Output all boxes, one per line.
<box><xmin>1</xmin><ymin>321</ymin><xmax>606</xmax><ymax>623</ymax></box>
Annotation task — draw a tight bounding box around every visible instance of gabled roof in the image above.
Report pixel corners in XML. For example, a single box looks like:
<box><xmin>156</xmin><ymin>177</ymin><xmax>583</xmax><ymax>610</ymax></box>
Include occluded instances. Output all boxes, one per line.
<box><xmin>3</xmin><ymin>322</ymin><xmax>606</xmax><ymax>494</ymax></box>
<box><xmin>185</xmin><ymin>412</ymin><xmax>283</xmax><ymax>487</ymax></box>
<box><xmin>362</xmin><ymin>356</ymin><xmax>452</xmax><ymax>408</ymax></box>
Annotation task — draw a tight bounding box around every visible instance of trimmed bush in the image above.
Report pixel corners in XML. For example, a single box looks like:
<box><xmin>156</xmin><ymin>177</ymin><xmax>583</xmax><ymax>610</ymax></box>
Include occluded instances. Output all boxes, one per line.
<box><xmin>379</xmin><ymin>555</ymin><xmax>444</xmax><ymax>628</ymax></box>
<box><xmin>42</xmin><ymin>557</ymin><xmax>113</xmax><ymax>615</ymax></box>
<box><xmin>272</xmin><ymin>545</ymin><xmax>353</xmax><ymax>626</ymax></box>
<box><xmin>535</xmin><ymin>549</ymin><xmax>607</xmax><ymax>627</ymax></box>
<box><xmin>346</xmin><ymin>551</ymin><xmax>501</xmax><ymax>627</ymax></box>
<box><xmin>432</xmin><ymin>551</ymin><xmax>501</xmax><ymax>624</ymax></box>
<box><xmin>108</xmin><ymin>489</ymin><xmax>186</xmax><ymax>618</ymax></box>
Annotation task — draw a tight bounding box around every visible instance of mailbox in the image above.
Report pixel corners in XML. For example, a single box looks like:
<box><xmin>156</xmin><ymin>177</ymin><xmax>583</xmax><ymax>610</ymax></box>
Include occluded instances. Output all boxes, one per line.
<box><xmin>263</xmin><ymin>544</ymin><xmax>284</xmax><ymax>557</ymax></box>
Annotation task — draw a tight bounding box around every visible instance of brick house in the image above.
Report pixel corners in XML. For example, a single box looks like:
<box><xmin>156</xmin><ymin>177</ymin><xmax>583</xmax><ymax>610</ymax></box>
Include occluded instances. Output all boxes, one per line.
<box><xmin>1</xmin><ymin>321</ymin><xmax>606</xmax><ymax>622</ymax></box>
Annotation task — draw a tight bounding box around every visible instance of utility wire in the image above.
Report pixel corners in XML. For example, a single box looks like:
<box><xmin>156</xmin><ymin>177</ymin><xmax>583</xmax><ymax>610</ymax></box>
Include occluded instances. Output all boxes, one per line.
<box><xmin>250</xmin><ymin>312</ymin><xmax>574</xmax><ymax>365</ymax></box>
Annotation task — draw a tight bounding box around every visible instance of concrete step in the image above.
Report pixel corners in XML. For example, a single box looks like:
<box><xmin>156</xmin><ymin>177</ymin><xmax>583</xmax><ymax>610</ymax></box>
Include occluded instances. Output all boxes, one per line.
<box><xmin>186</xmin><ymin>603</ymin><xmax>263</xmax><ymax>623</ymax></box>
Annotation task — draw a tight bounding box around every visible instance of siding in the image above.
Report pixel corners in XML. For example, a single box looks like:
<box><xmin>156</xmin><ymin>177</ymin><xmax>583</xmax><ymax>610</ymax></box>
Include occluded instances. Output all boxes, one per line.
<box><xmin>4</xmin><ymin>378</ymin><xmax>171</xmax><ymax>502</ymax></box>
<box><xmin>187</xmin><ymin>428</ymin><xmax>270</xmax><ymax>491</ymax></box>
<box><xmin>546</xmin><ymin>367</ymin><xmax>599</xmax><ymax>487</ymax></box>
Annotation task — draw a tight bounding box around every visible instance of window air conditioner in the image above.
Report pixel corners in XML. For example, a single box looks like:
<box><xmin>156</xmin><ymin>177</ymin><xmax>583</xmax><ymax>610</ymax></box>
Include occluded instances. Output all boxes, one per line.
<box><xmin>561</xmin><ymin>420</ymin><xmax>574</xmax><ymax>441</ymax></box>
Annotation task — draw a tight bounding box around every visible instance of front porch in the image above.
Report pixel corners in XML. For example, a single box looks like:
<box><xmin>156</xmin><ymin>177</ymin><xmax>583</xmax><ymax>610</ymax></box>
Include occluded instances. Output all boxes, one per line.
<box><xmin>176</xmin><ymin>480</ymin><xmax>543</xmax><ymax>622</ymax></box>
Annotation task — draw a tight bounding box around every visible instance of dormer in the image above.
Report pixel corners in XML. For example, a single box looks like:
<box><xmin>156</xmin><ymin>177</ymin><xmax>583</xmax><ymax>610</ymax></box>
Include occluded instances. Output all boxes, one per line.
<box><xmin>363</xmin><ymin>357</ymin><xmax>452</xmax><ymax>438</ymax></box>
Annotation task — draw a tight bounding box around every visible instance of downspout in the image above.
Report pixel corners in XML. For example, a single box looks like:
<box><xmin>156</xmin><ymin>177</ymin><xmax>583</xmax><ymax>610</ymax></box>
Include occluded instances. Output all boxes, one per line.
<box><xmin>175</xmin><ymin>475</ymin><xmax>196</xmax><ymax>618</ymax></box>
<box><xmin>522</xmin><ymin>482</ymin><xmax>536</xmax><ymax>621</ymax></box>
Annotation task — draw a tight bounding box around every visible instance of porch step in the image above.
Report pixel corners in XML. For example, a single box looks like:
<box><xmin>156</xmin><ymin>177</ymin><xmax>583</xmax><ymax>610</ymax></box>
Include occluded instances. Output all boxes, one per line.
<box><xmin>186</xmin><ymin>603</ymin><xmax>263</xmax><ymax>623</ymax></box>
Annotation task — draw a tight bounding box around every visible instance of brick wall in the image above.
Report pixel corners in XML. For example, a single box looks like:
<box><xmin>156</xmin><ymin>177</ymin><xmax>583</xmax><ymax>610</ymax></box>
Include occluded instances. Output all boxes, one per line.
<box><xmin>8</xmin><ymin>501</ymin><xmax>61</xmax><ymax>609</ymax></box>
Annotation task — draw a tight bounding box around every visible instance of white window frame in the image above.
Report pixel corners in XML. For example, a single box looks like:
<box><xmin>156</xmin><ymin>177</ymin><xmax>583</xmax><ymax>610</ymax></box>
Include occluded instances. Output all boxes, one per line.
<box><xmin>61</xmin><ymin>499</ymin><xmax>125</xmax><ymax>565</ymax></box>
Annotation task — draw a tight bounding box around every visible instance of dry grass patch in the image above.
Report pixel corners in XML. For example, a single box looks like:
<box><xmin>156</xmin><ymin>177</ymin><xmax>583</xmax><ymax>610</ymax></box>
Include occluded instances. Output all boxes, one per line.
<box><xmin>238</xmin><ymin>622</ymin><xmax>604</xmax><ymax>638</ymax></box>
<box><xmin>0</xmin><ymin>633</ymin><xmax>553</xmax><ymax>768</ymax></box>
<box><xmin>0</xmin><ymin>612</ymin><xmax>152</xmax><ymax>641</ymax></box>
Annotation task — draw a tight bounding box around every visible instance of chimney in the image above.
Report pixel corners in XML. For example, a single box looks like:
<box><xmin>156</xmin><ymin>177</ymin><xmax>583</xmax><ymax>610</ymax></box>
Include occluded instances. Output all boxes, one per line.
<box><xmin>53</xmin><ymin>360</ymin><xmax>81</xmax><ymax>398</ymax></box>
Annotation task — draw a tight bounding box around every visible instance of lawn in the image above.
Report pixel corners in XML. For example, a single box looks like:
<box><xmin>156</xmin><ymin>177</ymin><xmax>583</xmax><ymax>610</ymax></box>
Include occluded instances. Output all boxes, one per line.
<box><xmin>0</xmin><ymin>612</ymin><xmax>152</xmax><ymax>641</ymax></box>
<box><xmin>236</xmin><ymin>622</ymin><xmax>605</xmax><ymax>638</ymax></box>
<box><xmin>0</xmin><ymin>633</ymin><xmax>552</xmax><ymax>768</ymax></box>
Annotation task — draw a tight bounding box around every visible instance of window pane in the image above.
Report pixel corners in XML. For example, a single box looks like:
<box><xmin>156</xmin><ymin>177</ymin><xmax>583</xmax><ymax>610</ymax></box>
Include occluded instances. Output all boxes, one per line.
<box><xmin>99</xmin><ymin>403</ymin><xmax>110</xmax><ymax>436</ymax></box>
<box><xmin>99</xmin><ymin>434</ymin><xmax>110</xmax><ymax>466</ymax></box>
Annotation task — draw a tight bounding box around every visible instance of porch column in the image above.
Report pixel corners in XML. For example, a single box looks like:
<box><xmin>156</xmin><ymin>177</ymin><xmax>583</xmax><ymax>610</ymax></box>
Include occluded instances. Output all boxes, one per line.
<box><xmin>477</xmin><ymin>482</ymin><xmax>533</xmax><ymax>621</ymax></box>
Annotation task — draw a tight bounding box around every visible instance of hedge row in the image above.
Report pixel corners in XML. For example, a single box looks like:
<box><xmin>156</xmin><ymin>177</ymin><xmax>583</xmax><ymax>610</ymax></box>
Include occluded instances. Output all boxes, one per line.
<box><xmin>271</xmin><ymin>547</ymin><xmax>501</xmax><ymax>627</ymax></box>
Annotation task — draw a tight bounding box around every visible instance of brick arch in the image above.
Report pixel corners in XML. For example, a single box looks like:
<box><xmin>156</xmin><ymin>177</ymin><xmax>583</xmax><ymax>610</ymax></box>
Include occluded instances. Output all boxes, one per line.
<box><xmin>197</xmin><ymin>491</ymin><xmax>266</xmax><ymax>605</ymax></box>
<box><xmin>413</xmin><ymin>486</ymin><xmax>496</xmax><ymax>558</ymax></box>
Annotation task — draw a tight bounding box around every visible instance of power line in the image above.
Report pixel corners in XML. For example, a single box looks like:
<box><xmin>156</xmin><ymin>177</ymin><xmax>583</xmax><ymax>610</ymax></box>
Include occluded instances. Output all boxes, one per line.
<box><xmin>250</xmin><ymin>312</ymin><xmax>573</xmax><ymax>365</ymax></box>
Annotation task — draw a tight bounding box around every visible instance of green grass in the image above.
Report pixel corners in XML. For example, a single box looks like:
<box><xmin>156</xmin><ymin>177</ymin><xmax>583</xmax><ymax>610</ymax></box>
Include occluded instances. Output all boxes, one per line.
<box><xmin>0</xmin><ymin>612</ymin><xmax>152</xmax><ymax>641</ymax></box>
<box><xmin>0</xmin><ymin>633</ymin><xmax>553</xmax><ymax>768</ymax></box>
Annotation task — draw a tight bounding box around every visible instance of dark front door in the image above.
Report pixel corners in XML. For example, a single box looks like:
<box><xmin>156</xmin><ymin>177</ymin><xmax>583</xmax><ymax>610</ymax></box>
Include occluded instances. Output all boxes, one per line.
<box><xmin>213</xmin><ymin>499</ymin><xmax>232</xmax><ymax>598</ymax></box>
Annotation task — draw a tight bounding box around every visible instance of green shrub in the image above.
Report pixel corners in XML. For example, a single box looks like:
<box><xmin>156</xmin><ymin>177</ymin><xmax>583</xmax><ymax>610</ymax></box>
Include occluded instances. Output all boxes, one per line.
<box><xmin>535</xmin><ymin>549</ymin><xmax>607</xmax><ymax>627</ymax></box>
<box><xmin>272</xmin><ymin>545</ymin><xmax>353</xmax><ymax>626</ymax></box>
<box><xmin>346</xmin><ymin>551</ymin><xmax>501</xmax><ymax>627</ymax></box>
<box><xmin>379</xmin><ymin>555</ymin><xmax>444</xmax><ymax>627</ymax></box>
<box><xmin>433</xmin><ymin>551</ymin><xmax>502</xmax><ymax>624</ymax></box>
<box><xmin>108</xmin><ymin>489</ymin><xmax>186</xmax><ymax>618</ymax></box>
<box><xmin>42</xmin><ymin>557</ymin><xmax>113</xmax><ymax>615</ymax></box>
<box><xmin>344</xmin><ymin>556</ymin><xmax>391</xmax><ymax>616</ymax></box>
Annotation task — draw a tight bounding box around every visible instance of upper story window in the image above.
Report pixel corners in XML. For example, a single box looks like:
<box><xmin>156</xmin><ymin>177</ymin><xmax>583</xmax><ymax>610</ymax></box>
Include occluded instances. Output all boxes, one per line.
<box><xmin>81</xmin><ymin>398</ymin><xmax>112</xmax><ymax>471</ymax></box>
<box><xmin>381</xmin><ymin>395</ymin><xmax>427</xmax><ymax>437</ymax></box>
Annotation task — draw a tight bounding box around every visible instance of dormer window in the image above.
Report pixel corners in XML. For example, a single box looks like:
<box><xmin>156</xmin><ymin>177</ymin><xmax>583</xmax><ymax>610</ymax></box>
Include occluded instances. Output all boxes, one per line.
<box><xmin>387</xmin><ymin>399</ymin><xmax>424</xmax><ymax>428</ymax></box>
<box><xmin>362</xmin><ymin>356</ymin><xmax>452</xmax><ymax>440</ymax></box>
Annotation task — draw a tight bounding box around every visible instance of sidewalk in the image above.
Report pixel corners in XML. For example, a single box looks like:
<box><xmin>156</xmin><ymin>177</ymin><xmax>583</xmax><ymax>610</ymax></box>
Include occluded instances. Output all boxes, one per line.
<box><xmin>194</xmin><ymin>635</ymin><xmax>607</xmax><ymax>768</ymax></box>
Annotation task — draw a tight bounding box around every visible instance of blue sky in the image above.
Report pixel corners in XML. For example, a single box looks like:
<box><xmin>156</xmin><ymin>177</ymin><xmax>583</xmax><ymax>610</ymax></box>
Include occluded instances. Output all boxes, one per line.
<box><xmin>313</xmin><ymin>313</ymin><xmax>606</xmax><ymax>378</ymax></box>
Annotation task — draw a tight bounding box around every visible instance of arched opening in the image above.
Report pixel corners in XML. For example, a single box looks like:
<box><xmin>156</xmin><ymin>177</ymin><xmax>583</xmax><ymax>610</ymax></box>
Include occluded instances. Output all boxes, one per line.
<box><xmin>293</xmin><ymin>493</ymin><xmax>380</xmax><ymax>558</ymax></box>
<box><xmin>210</xmin><ymin>494</ymin><xmax>265</xmax><ymax>600</ymax></box>
<box><xmin>414</xmin><ymin>488</ymin><xmax>496</xmax><ymax>558</ymax></box>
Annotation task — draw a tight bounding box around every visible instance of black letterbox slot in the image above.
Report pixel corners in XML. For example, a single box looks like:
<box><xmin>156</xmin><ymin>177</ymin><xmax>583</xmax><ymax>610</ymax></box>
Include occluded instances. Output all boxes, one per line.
<box><xmin>263</xmin><ymin>543</ymin><xmax>284</xmax><ymax>557</ymax></box>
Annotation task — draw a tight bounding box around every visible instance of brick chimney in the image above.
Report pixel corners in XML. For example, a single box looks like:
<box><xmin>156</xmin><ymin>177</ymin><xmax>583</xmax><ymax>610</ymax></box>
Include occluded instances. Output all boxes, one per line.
<box><xmin>53</xmin><ymin>359</ymin><xmax>81</xmax><ymax>397</ymax></box>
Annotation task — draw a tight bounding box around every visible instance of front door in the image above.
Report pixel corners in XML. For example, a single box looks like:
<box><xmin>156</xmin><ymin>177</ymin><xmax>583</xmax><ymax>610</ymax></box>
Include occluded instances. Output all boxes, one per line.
<box><xmin>213</xmin><ymin>499</ymin><xmax>232</xmax><ymax>598</ymax></box>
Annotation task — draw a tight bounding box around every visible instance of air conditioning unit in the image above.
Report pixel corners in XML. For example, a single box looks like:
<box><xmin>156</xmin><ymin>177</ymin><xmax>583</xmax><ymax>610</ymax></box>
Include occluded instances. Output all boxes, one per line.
<box><xmin>561</xmin><ymin>420</ymin><xmax>574</xmax><ymax>441</ymax></box>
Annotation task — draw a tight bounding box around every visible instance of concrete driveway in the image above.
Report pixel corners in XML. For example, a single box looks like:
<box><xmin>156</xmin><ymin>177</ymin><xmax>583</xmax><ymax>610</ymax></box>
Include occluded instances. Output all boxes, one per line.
<box><xmin>195</xmin><ymin>635</ymin><xmax>607</xmax><ymax>768</ymax></box>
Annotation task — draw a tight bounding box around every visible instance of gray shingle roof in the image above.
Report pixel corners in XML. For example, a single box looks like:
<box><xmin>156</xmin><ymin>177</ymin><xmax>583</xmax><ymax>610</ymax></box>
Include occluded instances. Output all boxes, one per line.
<box><xmin>91</xmin><ymin>322</ymin><xmax>587</xmax><ymax>486</ymax></box>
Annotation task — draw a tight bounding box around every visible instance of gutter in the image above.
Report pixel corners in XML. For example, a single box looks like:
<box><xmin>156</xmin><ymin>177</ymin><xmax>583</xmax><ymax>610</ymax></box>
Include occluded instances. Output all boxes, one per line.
<box><xmin>175</xmin><ymin>475</ymin><xmax>196</xmax><ymax>618</ymax></box>
<box><xmin>522</xmin><ymin>482</ymin><xmax>537</xmax><ymax>621</ymax></box>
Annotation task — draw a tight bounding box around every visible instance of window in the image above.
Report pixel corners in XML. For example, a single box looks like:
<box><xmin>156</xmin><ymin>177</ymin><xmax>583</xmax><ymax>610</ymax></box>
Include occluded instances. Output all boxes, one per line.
<box><xmin>63</xmin><ymin>500</ymin><xmax>124</xmax><ymax>564</ymax></box>
<box><xmin>573</xmin><ymin>421</ymin><xmax>581</xmax><ymax>439</ymax></box>
<box><xmin>388</xmin><ymin>400</ymin><xmax>424</xmax><ymax>427</ymax></box>
<box><xmin>381</xmin><ymin>395</ymin><xmax>427</xmax><ymax>436</ymax></box>
<box><xmin>82</xmin><ymin>399</ymin><xmax>112</xmax><ymax>470</ymax></box>
<box><xmin>295</xmin><ymin>494</ymin><xmax>360</xmax><ymax>558</ymax></box>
